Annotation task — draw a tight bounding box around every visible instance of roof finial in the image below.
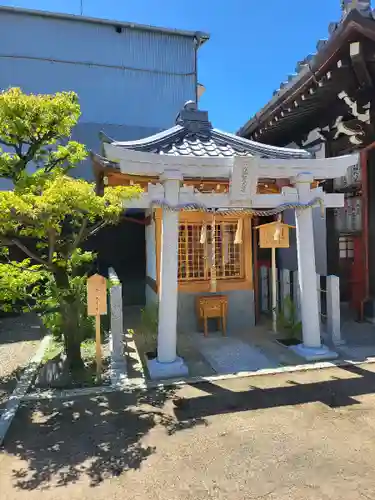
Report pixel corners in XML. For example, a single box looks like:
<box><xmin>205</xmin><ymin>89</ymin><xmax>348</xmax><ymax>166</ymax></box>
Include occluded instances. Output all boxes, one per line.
<box><xmin>175</xmin><ymin>101</ymin><xmax>212</xmax><ymax>133</ymax></box>
<box><xmin>341</xmin><ymin>0</ymin><xmax>372</xmax><ymax>18</ymax></box>
<box><xmin>183</xmin><ymin>100</ymin><xmax>197</xmax><ymax>111</ymax></box>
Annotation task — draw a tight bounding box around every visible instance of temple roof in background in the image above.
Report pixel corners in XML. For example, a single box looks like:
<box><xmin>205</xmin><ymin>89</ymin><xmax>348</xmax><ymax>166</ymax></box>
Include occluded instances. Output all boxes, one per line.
<box><xmin>238</xmin><ymin>2</ymin><xmax>375</xmax><ymax>146</ymax></box>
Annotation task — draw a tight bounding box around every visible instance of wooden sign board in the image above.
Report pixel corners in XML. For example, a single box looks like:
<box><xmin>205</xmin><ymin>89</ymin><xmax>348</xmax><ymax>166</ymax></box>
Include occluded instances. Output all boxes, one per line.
<box><xmin>256</xmin><ymin>222</ymin><xmax>294</xmax><ymax>249</ymax></box>
<box><xmin>87</xmin><ymin>274</ymin><xmax>107</xmax><ymax>316</ymax></box>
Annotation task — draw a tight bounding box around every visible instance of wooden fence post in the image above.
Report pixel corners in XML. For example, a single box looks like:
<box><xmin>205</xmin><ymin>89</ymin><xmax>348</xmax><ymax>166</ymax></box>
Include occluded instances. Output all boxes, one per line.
<box><xmin>260</xmin><ymin>266</ymin><xmax>269</xmax><ymax>312</ymax></box>
<box><xmin>280</xmin><ymin>269</ymin><xmax>291</xmax><ymax>317</ymax></box>
<box><xmin>316</xmin><ymin>274</ymin><xmax>322</xmax><ymax>322</ymax></box>
<box><xmin>293</xmin><ymin>270</ymin><xmax>301</xmax><ymax>321</ymax></box>
<box><xmin>326</xmin><ymin>275</ymin><xmax>343</xmax><ymax>345</ymax></box>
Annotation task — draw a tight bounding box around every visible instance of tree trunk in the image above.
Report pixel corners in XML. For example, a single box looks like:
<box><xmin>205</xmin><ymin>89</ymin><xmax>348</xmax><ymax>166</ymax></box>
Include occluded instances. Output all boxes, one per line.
<box><xmin>60</xmin><ymin>298</ymin><xmax>85</xmax><ymax>371</ymax></box>
<box><xmin>64</xmin><ymin>330</ymin><xmax>84</xmax><ymax>371</ymax></box>
<box><xmin>54</xmin><ymin>269</ymin><xmax>85</xmax><ymax>372</ymax></box>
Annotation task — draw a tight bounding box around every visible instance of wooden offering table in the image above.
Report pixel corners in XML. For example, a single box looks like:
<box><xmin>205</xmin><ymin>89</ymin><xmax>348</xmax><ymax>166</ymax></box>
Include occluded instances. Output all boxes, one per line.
<box><xmin>196</xmin><ymin>295</ymin><xmax>228</xmax><ymax>337</ymax></box>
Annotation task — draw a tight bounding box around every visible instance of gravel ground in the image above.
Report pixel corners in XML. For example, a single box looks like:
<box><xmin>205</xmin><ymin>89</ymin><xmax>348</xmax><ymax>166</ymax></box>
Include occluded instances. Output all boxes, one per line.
<box><xmin>0</xmin><ymin>313</ymin><xmax>44</xmax><ymax>410</ymax></box>
<box><xmin>2</xmin><ymin>363</ymin><xmax>375</xmax><ymax>498</ymax></box>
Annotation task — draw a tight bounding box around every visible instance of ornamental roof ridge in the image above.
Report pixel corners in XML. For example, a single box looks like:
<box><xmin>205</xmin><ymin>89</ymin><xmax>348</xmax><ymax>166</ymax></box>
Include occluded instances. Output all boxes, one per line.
<box><xmin>102</xmin><ymin>102</ymin><xmax>311</xmax><ymax>160</ymax></box>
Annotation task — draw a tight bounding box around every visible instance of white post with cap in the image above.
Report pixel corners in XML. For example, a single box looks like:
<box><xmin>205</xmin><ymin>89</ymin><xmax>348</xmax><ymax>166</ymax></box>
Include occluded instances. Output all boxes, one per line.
<box><xmin>290</xmin><ymin>172</ymin><xmax>338</xmax><ymax>361</ymax></box>
<box><xmin>148</xmin><ymin>169</ymin><xmax>189</xmax><ymax>379</ymax></box>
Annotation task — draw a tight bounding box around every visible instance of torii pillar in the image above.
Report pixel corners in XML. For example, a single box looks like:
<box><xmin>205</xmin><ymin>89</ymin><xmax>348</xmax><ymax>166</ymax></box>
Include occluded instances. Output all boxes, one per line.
<box><xmin>291</xmin><ymin>172</ymin><xmax>338</xmax><ymax>361</ymax></box>
<box><xmin>147</xmin><ymin>168</ymin><xmax>189</xmax><ymax>379</ymax></box>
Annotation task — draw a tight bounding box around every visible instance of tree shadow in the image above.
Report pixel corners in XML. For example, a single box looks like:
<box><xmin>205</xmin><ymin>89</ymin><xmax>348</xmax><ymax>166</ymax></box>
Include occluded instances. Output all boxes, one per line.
<box><xmin>0</xmin><ymin>367</ymin><xmax>23</xmax><ymax>409</ymax></box>
<box><xmin>0</xmin><ymin>313</ymin><xmax>44</xmax><ymax>345</ymax></box>
<box><xmin>3</xmin><ymin>385</ymin><xmax>207</xmax><ymax>490</ymax></box>
<box><xmin>8</xmin><ymin>363</ymin><xmax>375</xmax><ymax>491</ymax></box>
<box><xmin>173</xmin><ymin>364</ymin><xmax>375</xmax><ymax>423</ymax></box>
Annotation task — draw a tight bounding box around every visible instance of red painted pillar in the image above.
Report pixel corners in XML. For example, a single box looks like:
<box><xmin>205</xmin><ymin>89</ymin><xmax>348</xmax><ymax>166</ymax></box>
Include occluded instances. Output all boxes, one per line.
<box><xmin>350</xmin><ymin>235</ymin><xmax>365</xmax><ymax>313</ymax></box>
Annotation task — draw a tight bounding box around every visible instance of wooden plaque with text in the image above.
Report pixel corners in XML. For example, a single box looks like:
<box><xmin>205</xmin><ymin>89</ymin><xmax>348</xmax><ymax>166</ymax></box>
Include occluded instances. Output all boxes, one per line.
<box><xmin>256</xmin><ymin>221</ymin><xmax>294</xmax><ymax>249</ymax></box>
<box><xmin>87</xmin><ymin>274</ymin><xmax>107</xmax><ymax>316</ymax></box>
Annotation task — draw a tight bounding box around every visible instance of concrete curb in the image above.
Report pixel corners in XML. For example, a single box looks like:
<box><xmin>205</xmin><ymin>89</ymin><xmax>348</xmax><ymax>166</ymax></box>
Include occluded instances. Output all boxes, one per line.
<box><xmin>22</xmin><ymin>355</ymin><xmax>375</xmax><ymax>402</ymax></box>
<box><xmin>0</xmin><ymin>334</ymin><xmax>52</xmax><ymax>446</ymax></box>
<box><xmin>146</xmin><ymin>356</ymin><xmax>375</xmax><ymax>389</ymax></box>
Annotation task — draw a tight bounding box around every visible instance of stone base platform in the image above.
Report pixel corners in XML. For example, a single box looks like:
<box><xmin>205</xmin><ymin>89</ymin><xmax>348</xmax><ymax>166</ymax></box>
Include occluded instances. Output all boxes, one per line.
<box><xmin>290</xmin><ymin>344</ymin><xmax>339</xmax><ymax>362</ymax></box>
<box><xmin>147</xmin><ymin>356</ymin><xmax>189</xmax><ymax>380</ymax></box>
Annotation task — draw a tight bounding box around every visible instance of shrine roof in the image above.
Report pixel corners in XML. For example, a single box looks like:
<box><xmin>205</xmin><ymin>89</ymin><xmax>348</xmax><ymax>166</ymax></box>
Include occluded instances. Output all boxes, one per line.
<box><xmin>100</xmin><ymin>101</ymin><xmax>311</xmax><ymax>160</ymax></box>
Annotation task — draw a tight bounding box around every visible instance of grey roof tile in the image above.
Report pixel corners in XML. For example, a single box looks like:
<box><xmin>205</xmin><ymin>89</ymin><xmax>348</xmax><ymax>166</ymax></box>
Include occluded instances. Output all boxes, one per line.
<box><xmin>108</xmin><ymin>101</ymin><xmax>311</xmax><ymax>160</ymax></box>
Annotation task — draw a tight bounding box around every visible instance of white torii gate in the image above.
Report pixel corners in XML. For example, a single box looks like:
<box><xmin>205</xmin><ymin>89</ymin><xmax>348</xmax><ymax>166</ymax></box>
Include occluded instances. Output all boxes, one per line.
<box><xmin>104</xmin><ymin>144</ymin><xmax>359</xmax><ymax>375</ymax></box>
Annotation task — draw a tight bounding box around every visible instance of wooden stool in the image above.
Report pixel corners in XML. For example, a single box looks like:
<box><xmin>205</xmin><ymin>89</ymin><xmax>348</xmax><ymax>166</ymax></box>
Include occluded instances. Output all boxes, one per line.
<box><xmin>196</xmin><ymin>295</ymin><xmax>228</xmax><ymax>337</ymax></box>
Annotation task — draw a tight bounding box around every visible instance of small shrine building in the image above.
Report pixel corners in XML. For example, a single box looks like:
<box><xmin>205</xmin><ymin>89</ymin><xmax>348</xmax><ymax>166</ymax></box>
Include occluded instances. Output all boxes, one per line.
<box><xmin>92</xmin><ymin>101</ymin><xmax>357</xmax><ymax>378</ymax></box>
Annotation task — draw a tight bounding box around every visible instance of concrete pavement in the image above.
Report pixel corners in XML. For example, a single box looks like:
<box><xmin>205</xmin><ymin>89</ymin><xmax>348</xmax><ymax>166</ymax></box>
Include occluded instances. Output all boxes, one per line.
<box><xmin>2</xmin><ymin>363</ymin><xmax>375</xmax><ymax>499</ymax></box>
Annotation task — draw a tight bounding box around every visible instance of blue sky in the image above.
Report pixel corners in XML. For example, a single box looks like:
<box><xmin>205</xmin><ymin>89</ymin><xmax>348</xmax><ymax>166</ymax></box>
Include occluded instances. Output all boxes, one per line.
<box><xmin>2</xmin><ymin>0</ymin><xmax>342</xmax><ymax>132</ymax></box>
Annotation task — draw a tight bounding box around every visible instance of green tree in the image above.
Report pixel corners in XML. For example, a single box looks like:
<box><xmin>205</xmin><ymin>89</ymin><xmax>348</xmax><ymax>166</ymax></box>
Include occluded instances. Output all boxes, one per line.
<box><xmin>0</xmin><ymin>88</ymin><xmax>139</xmax><ymax>370</ymax></box>
<box><xmin>0</xmin><ymin>87</ymin><xmax>86</xmax><ymax>182</ymax></box>
<box><xmin>0</xmin><ymin>173</ymin><xmax>138</xmax><ymax>368</ymax></box>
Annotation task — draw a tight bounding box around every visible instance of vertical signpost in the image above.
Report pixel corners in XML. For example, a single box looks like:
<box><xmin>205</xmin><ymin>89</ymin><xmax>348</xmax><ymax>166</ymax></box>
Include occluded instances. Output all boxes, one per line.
<box><xmin>87</xmin><ymin>273</ymin><xmax>107</xmax><ymax>381</ymax></box>
<box><xmin>256</xmin><ymin>221</ymin><xmax>294</xmax><ymax>332</ymax></box>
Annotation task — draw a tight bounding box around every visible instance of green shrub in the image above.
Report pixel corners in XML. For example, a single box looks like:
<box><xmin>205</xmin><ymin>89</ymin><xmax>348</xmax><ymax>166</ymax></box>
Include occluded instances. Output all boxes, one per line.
<box><xmin>277</xmin><ymin>296</ymin><xmax>302</xmax><ymax>340</ymax></box>
<box><xmin>140</xmin><ymin>302</ymin><xmax>159</xmax><ymax>350</ymax></box>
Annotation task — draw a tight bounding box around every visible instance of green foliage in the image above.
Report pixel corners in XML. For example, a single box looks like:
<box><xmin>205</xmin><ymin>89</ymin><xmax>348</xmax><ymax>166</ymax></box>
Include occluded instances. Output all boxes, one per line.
<box><xmin>0</xmin><ymin>259</ymin><xmax>47</xmax><ymax>312</ymax></box>
<box><xmin>0</xmin><ymin>88</ymin><xmax>140</xmax><ymax>369</ymax></box>
<box><xmin>39</xmin><ymin>251</ymin><xmax>96</xmax><ymax>341</ymax></box>
<box><xmin>0</xmin><ymin>171</ymin><xmax>139</xmax><ymax>266</ymax></box>
<box><xmin>0</xmin><ymin>250</ymin><xmax>95</xmax><ymax>336</ymax></box>
<box><xmin>276</xmin><ymin>296</ymin><xmax>302</xmax><ymax>340</ymax></box>
<box><xmin>0</xmin><ymin>170</ymin><xmax>139</xmax><ymax>253</ymax></box>
<box><xmin>0</xmin><ymin>88</ymin><xmax>87</xmax><ymax>181</ymax></box>
<box><xmin>140</xmin><ymin>302</ymin><xmax>159</xmax><ymax>349</ymax></box>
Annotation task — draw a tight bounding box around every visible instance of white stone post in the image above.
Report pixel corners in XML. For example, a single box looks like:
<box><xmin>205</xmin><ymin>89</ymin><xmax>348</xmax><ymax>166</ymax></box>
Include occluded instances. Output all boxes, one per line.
<box><xmin>291</xmin><ymin>173</ymin><xmax>338</xmax><ymax>361</ymax></box>
<box><xmin>148</xmin><ymin>169</ymin><xmax>188</xmax><ymax>379</ymax></box>
<box><xmin>109</xmin><ymin>281</ymin><xmax>124</xmax><ymax>363</ymax></box>
<box><xmin>108</xmin><ymin>267</ymin><xmax>126</xmax><ymax>384</ymax></box>
<box><xmin>327</xmin><ymin>275</ymin><xmax>344</xmax><ymax>346</ymax></box>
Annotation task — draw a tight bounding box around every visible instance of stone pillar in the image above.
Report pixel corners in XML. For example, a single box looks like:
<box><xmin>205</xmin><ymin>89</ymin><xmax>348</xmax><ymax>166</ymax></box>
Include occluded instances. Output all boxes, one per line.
<box><xmin>158</xmin><ymin>169</ymin><xmax>181</xmax><ymax>363</ymax></box>
<box><xmin>291</xmin><ymin>173</ymin><xmax>338</xmax><ymax>361</ymax></box>
<box><xmin>110</xmin><ymin>284</ymin><xmax>124</xmax><ymax>364</ymax></box>
<box><xmin>327</xmin><ymin>275</ymin><xmax>344</xmax><ymax>346</ymax></box>
<box><xmin>108</xmin><ymin>267</ymin><xmax>126</xmax><ymax>385</ymax></box>
<box><xmin>147</xmin><ymin>169</ymin><xmax>188</xmax><ymax>379</ymax></box>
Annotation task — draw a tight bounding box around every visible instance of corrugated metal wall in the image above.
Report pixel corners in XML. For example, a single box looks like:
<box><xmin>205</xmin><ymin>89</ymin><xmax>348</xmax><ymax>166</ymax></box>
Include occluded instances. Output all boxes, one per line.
<box><xmin>0</xmin><ymin>10</ymin><xmax>197</xmax><ymax>179</ymax></box>
<box><xmin>2</xmin><ymin>57</ymin><xmax>194</xmax><ymax>127</ymax></box>
<box><xmin>0</xmin><ymin>10</ymin><xmax>196</xmax><ymax>127</ymax></box>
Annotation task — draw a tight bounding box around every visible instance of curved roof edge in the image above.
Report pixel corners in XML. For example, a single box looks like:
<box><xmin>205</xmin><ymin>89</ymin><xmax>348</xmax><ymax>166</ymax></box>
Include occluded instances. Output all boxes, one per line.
<box><xmin>102</xmin><ymin>101</ymin><xmax>311</xmax><ymax>160</ymax></box>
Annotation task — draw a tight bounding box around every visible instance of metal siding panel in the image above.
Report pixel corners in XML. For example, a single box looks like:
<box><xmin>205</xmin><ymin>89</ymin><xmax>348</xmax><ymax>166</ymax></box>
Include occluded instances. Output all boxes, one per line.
<box><xmin>71</xmin><ymin>123</ymin><xmax>163</xmax><ymax>181</ymax></box>
<box><xmin>0</xmin><ymin>11</ymin><xmax>195</xmax><ymax>74</ymax></box>
<box><xmin>0</xmin><ymin>58</ymin><xmax>195</xmax><ymax>127</ymax></box>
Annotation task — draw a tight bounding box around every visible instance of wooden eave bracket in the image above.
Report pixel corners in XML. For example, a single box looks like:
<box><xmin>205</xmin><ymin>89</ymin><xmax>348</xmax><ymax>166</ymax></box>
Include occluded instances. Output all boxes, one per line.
<box><xmin>349</xmin><ymin>41</ymin><xmax>373</xmax><ymax>88</ymax></box>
